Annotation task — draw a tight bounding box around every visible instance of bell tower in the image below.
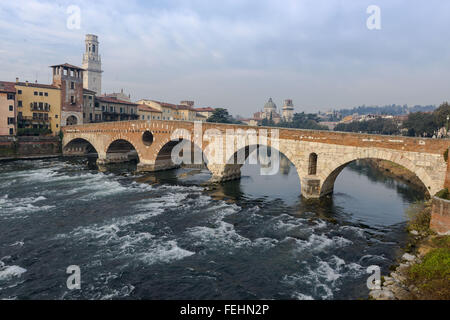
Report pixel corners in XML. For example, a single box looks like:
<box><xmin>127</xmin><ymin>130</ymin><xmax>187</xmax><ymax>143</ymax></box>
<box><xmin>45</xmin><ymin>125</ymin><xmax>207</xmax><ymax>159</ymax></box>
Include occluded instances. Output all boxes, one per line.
<box><xmin>282</xmin><ymin>99</ymin><xmax>294</xmax><ymax>122</ymax></box>
<box><xmin>82</xmin><ymin>34</ymin><xmax>102</xmax><ymax>95</ymax></box>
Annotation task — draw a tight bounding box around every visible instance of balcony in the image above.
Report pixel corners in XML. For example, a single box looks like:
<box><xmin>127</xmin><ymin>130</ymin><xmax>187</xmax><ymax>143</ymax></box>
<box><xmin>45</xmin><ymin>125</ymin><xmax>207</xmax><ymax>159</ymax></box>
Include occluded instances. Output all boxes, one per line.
<box><xmin>18</xmin><ymin>116</ymin><xmax>51</xmax><ymax>123</ymax></box>
<box><xmin>30</xmin><ymin>103</ymin><xmax>50</xmax><ymax>112</ymax></box>
<box><xmin>30</xmin><ymin>106</ymin><xmax>51</xmax><ymax>112</ymax></box>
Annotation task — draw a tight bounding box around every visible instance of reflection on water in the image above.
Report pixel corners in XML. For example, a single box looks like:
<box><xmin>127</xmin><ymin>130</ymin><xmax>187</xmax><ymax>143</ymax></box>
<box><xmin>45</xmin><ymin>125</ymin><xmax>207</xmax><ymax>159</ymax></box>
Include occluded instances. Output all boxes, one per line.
<box><xmin>0</xmin><ymin>153</ymin><xmax>425</xmax><ymax>300</ymax></box>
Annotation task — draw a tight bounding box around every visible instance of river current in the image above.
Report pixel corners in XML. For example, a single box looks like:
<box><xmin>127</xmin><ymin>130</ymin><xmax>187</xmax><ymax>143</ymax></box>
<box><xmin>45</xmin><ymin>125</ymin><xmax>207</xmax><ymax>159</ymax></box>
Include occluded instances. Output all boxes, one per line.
<box><xmin>0</xmin><ymin>156</ymin><xmax>423</xmax><ymax>300</ymax></box>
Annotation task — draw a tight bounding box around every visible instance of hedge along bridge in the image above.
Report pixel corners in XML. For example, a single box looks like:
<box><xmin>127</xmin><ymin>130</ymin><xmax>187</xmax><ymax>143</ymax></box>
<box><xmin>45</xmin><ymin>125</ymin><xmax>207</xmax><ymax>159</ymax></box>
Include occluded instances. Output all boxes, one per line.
<box><xmin>62</xmin><ymin>120</ymin><xmax>450</xmax><ymax>199</ymax></box>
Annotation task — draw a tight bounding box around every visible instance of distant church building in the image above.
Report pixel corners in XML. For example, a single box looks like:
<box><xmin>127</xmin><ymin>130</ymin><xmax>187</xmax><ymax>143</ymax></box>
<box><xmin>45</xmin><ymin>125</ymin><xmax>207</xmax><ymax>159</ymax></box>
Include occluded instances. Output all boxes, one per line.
<box><xmin>263</xmin><ymin>98</ymin><xmax>277</xmax><ymax>119</ymax></box>
<box><xmin>282</xmin><ymin>99</ymin><xmax>294</xmax><ymax>122</ymax></box>
<box><xmin>82</xmin><ymin>34</ymin><xmax>103</xmax><ymax>95</ymax></box>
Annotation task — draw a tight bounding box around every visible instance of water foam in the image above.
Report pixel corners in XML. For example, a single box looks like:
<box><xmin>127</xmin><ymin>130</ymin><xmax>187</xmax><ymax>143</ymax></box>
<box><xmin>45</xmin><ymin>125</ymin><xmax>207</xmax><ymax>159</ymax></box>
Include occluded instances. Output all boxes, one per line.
<box><xmin>0</xmin><ymin>261</ymin><xmax>27</xmax><ymax>281</ymax></box>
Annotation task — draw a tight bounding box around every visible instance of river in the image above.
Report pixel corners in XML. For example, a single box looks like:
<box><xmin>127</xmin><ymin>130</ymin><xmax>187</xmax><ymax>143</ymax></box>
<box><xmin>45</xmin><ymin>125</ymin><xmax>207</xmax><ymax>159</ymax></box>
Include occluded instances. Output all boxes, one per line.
<box><xmin>0</xmin><ymin>155</ymin><xmax>424</xmax><ymax>300</ymax></box>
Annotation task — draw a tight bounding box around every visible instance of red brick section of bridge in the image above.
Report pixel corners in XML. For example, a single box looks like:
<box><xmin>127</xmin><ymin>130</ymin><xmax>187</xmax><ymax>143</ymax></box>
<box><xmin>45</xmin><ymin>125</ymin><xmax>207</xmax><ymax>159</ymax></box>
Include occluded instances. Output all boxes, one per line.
<box><xmin>64</xmin><ymin>120</ymin><xmax>450</xmax><ymax>155</ymax></box>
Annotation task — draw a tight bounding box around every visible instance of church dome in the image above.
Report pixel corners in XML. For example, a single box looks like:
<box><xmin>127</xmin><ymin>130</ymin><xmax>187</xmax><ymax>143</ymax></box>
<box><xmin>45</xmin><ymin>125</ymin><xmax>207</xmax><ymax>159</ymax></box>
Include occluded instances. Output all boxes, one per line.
<box><xmin>264</xmin><ymin>98</ymin><xmax>277</xmax><ymax>111</ymax></box>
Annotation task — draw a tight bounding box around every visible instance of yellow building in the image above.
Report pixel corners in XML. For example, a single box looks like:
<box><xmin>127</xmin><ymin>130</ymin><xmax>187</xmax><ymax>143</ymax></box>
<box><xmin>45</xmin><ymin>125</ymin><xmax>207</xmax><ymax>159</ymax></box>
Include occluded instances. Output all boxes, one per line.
<box><xmin>137</xmin><ymin>104</ymin><xmax>162</xmax><ymax>121</ymax></box>
<box><xmin>136</xmin><ymin>99</ymin><xmax>180</xmax><ymax>120</ymax></box>
<box><xmin>0</xmin><ymin>81</ymin><xmax>16</xmax><ymax>136</ymax></box>
<box><xmin>194</xmin><ymin>107</ymin><xmax>215</xmax><ymax>120</ymax></box>
<box><xmin>15</xmin><ymin>80</ymin><xmax>62</xmax><ymax>135</ymax></box>
<box><xmin>177</xmin><ymin>105</ymin><xmax>199</xmax><ymax>121</ymax></box>
<box><xmin>137</xmin><ymin>99</ymin><xmax>209</xmax><ymax>122</ymax></box>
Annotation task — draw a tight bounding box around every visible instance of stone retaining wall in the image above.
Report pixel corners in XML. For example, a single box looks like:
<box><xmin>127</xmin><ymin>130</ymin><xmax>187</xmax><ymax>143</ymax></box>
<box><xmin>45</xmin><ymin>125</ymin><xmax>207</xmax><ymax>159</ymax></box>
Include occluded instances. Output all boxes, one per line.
<box><xmin>430</xmin><ymin>196</ymin><xmax>450</xmax><ymax>235</ymax></box>
<box><xmin>0</xmin><ymin>136</ymin><xmax>61</xmax><ymax>159</ymax></box>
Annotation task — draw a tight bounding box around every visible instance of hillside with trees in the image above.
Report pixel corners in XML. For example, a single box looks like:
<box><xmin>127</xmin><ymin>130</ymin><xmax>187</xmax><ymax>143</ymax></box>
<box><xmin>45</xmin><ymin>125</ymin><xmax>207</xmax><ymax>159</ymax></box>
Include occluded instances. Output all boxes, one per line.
<box><xmin>335</xmin><ymin>102</ymin><xmax>450</xmax><ymax>137</ymax></box>
<box><xmin>339</xmin><ymin>104</ymin><xmax>436</xmax><ymax>117</ymax></box>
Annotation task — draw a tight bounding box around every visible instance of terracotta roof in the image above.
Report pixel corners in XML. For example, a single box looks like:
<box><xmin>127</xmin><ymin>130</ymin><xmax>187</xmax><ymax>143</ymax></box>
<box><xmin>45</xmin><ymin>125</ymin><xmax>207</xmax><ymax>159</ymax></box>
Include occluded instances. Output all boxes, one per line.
<box><xmin>0</xmin><ymin>81</ymin><xmax>16</xmax><ymax>93</ymax></box>
<box><xmin>96</xmin><ymin>96</ymin><xmax>137</xmax><ymax>106</ymax></box>
<box><xmin>50</xmin><ymin>63</ymin><xmax>85</xmax><ymax>70</ymax></box>
<box><xmin>195</xmin><ymin>107</ymin><xmax>215</xmax><ymax>112</ymax></box>
<box><xmin>140</xmin><ymin>99</ymin><xmax>201</xmax><ymax>111</ymax></box>
<box><xmin>83</xmin><ymin>88</ymin><xmax>96</xmax><ymax>94</ymax></box>
<box><xmin>16</xmin><ymin>82</ymin><xmax>59</xmax><ymax>90</ymax></box>
<box><xmin>138</xmin><ymin>104</ymin><xmax>162</xmax><ymax>113</ymax></box>
<box><xmin>147</xmin><ymin>100</ymin><xmax>184</xmax><ymax>110</ymax></box>
<box><xmin>157</xmin><ymin>101</ymin><xmax>179</xmax><ymax>110</ymax></box>
<box><xmin>177</xmin><ymin>105</ymin><xmax>196</xmax><ymax>111</ymax></box>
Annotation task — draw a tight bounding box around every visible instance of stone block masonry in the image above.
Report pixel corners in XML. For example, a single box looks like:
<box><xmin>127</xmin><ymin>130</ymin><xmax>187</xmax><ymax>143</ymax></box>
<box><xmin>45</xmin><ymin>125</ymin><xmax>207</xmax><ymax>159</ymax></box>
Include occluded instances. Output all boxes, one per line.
<box><xmin>430</xmin><ymin>196</ymin><xmax>450</xmax><ymax>235</ymax></box>
<box><xmin>0</xmin><ymin>136</ymin><xmax>61</xmax><ymax>159</ymax></box>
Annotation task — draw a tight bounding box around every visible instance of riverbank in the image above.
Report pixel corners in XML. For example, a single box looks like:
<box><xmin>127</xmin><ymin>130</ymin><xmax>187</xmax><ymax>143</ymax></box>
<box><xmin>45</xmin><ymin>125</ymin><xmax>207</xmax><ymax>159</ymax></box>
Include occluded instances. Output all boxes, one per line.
<box><xmin>365</xmin><ymin>159</ymin><xmax>427</xmax><ymax>194</ymax></box>
<box><xmin>369</xmin><ymin>201</ymin><xmax>450</xmax><ymax>300</ymax></box>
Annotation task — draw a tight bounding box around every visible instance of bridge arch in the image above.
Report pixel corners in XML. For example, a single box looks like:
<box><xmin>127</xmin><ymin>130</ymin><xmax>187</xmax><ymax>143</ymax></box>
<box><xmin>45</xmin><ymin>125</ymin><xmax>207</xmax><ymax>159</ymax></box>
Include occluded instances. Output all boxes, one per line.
<box><xmin>319</xmin><ymin>151</ymin><xmax>433</xmax><ymax>198</ymax></box>
<box><xmin>214</xmin><ymin>140</ymin><xmax>302</xmax><ymax>183</ymax></box>
<box><xmin>153</xmin><ymin>137</ymin><xmax>209</xmax><ymax>171</ymax></box>
<box><xmin>104</xmin><ymin>138</ymin><xmax>141</xmax><ymax>164</ymax></box>
<box><xmin>63</xmin><ymin>137</ymin><xmax>100</xmax><ymax>157</ymax></box>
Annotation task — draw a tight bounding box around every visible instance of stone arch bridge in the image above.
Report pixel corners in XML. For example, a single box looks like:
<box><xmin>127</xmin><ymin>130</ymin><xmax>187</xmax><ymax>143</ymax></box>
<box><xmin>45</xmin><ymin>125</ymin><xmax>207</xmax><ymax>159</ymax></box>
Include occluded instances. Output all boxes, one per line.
<box><xmin>62</xmin><ymin>120</ymin><xmax>450</xmax><ymax>199</ymax></box>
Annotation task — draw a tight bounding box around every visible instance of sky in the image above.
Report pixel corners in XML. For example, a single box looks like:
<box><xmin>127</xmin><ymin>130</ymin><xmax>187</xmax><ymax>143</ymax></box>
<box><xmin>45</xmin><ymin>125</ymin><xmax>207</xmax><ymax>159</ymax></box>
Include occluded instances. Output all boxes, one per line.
<box><xmin>0</xmin><ymin>0</ymin><xmax>449</xmax><ymax>117</ymax></box>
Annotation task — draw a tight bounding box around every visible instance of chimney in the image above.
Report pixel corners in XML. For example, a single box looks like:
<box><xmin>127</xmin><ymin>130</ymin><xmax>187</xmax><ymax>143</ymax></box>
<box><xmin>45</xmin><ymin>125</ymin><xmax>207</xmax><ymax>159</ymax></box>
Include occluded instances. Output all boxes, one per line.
<box><xmin>25</xmin><ymin>80</ymin><xmax>29</xmax><ymax>86</ymax></box>
<box><xmin>15</xmin><ymin>77</ymin><xmax>19</xmax><ymax>83</ymax></box>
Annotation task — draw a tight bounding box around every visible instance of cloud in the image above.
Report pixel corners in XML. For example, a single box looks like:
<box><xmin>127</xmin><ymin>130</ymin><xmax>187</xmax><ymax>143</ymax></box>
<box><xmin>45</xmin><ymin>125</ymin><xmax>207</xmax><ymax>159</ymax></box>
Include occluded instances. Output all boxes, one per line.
<box><xmin>0</xmin><ymin>0</ymin><xmax>449</xmax><ymax>115</ymax></box>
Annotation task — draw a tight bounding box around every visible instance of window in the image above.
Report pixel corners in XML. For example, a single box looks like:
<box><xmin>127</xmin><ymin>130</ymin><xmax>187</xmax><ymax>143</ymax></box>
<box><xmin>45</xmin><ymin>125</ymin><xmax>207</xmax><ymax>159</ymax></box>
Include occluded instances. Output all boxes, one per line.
<box><xmin>70</xmin><ymin>82</ymin><xmax>74</xmax><ymax>89</ymax></box>
<box><xmin>7</xmin><ymin>94</ymin><xmax>14</xmax><ymax>100</ymax></box>
<box><xmin>55</xmin><ymin>115</ymin><xmax>58</xmax><ymax>119</ymax></box>
<box><xmin>39</xmin><ymin>102</ymin><xmax>43</xmax><ymax>110</ymax></box>
<box><xmin>7</xmin><ymin>117</ymin><xmax>15</xmax><ymax>124</ymax></box>
<box><xmin>39</xmin><ymin>92</ymin><xmax>43</xmax><ymax>96</ymax></box>
<box><xmin>308</xmin><ymin>153</ymin><xmax>318</xmax><ymax>175</ymax></box>
<box><xmin>18</xmin><ymin>112</ymin><xmax>22</xmax><ymax>118</ymax></box>
<box><xmin>9</xmin><ymin>128</ymin><xmax>13</xmax><ymax>135</ymax></box>
<box><xmin>44</xmin><ymin>92</ymin><xmax>48</xmax><ymax>96</ymax></box>
<box><xmin>18</xmin><ymin>90</ymin><xmax>22</xmax><ymax>94</ymax></box>
<box><xmin>34</xmin><ymin>91</ymin><xmax>38</xmax><ymax>95</ymax></box>
<box><xmin>56</xmin><ymin>124</ymin><xmax>59</xmax><ymax>128</ymax></box>
<box><xmin>18</xmin><ymin>100</ymin><xmax>22</xmax><ymax>107</ymax></box>
<box><xmin>71</xmin><ymin>96</ymin><xmax>75</xmax><ymax>104</ymax></box>
<box><xmin>90</xmin><ymin>113</ymin><xmax>92</xmax><ymax>121</ymax></box>
<box><xmin>9</xmin><ymin>105</ymin><xmax>13</xmax><ymax>111</ymax></box>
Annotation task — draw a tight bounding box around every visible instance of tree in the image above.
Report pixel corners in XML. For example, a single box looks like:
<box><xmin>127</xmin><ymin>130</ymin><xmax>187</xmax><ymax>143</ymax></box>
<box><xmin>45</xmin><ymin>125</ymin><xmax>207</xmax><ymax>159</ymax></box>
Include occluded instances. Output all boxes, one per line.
<box><xmin>207</xmin><ymin>108</ymin><xmax>233</xmax><ymax>124</ymax></box>
<box><xmin>334</xmin><ymin>118</ymin><xmax>400</xmax><ymax>135</ymax></box>
<box><xmin>434</xmin><ymin>102</ymin><xmax>450</xmax><ymax>128</ymax></box>
<box><xmin>403</xmin><ymin>112</ymin><xmax>436</xmax><ymax>137</ymax></box>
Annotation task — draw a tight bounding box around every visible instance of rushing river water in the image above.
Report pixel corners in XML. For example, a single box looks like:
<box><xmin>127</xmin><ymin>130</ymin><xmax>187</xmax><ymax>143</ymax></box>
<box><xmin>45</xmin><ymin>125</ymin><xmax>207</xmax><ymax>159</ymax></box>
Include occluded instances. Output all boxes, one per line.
<box><xmin>0</xmin><ymin>156</ymin><xmax>424</xmax><ymax>300</ymax></box>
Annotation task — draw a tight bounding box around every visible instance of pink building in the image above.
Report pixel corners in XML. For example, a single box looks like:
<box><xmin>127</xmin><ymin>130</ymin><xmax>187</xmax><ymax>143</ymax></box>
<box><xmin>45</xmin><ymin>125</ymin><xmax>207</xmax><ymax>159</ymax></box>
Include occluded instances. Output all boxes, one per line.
<box><xmin>0</xmin><ymin>81</ymin><xmax>16</xmax><ymax>136</ymax></box>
